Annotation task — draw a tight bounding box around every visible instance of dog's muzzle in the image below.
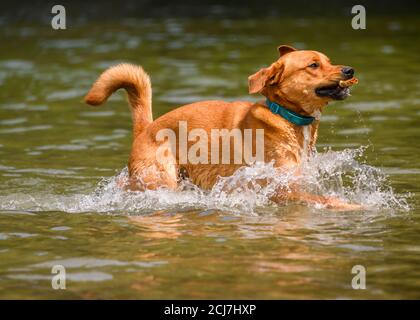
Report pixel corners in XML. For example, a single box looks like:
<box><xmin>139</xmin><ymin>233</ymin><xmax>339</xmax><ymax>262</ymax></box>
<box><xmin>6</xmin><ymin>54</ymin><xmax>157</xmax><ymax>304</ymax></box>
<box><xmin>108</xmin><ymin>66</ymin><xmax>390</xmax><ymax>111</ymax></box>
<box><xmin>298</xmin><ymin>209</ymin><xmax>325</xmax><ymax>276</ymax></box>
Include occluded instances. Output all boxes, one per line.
<box><xmin>315</xmin><ymin>67</ymin><xmax>357</xmax><ymax>100</ymax></box>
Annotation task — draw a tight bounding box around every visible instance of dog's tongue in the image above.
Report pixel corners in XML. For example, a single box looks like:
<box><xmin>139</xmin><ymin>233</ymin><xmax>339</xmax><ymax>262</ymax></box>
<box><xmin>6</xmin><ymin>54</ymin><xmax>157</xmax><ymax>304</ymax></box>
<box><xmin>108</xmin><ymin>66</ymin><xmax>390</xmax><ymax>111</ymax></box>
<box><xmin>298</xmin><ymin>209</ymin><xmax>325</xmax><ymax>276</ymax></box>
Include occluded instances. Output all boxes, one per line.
<box><xmin>339</xmin><ymin>77</ymin><xmax>358</xmax><ymax>88</ymax></box>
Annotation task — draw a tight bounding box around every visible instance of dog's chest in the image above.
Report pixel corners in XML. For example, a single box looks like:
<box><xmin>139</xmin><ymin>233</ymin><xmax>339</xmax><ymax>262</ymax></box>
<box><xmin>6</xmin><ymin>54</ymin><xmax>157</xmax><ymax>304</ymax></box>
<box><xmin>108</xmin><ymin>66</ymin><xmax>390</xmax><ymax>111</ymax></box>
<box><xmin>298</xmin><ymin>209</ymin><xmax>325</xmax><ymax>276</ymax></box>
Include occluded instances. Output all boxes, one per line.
<box><xmin>301</xmin><ymin>125</ymin><xmax>312</xmax><ymax>159</ymax></box>
<box><xmin>269</xmin><ymin>123</ymin><xmax>317</xmax><ymax>162</ymax></box>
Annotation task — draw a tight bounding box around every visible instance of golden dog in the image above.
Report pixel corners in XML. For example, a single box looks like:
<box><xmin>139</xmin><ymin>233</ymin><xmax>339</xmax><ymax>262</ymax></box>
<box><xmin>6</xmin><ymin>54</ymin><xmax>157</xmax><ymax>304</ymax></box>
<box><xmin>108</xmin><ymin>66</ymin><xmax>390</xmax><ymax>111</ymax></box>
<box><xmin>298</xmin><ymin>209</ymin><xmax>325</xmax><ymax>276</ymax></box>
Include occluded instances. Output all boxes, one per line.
<box><xmin>84</xmin><ymin>45</ymin><xmax>359</xmax><ymax>210</ymax></box>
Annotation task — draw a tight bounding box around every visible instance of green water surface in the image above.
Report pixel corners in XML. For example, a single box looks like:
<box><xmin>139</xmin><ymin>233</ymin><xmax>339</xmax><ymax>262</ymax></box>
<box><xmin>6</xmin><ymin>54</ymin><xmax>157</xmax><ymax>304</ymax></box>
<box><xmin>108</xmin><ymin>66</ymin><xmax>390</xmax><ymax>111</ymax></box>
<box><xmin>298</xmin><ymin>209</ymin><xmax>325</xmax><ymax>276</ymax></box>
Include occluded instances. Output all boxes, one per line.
<box><xmin>0</xmin><ymin>15</ymin><xmax>419</xmax><ymax>299</ymax></box>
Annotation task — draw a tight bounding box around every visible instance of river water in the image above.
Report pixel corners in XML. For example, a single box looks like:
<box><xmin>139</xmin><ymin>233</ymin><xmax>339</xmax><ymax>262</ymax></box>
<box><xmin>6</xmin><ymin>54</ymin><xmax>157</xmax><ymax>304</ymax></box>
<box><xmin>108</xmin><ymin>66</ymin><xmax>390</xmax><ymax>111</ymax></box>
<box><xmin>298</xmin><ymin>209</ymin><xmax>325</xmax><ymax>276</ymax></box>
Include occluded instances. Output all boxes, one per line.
<box><xmin>0</xmin><ymin>16</ymin><xmax>419</xmax><ymax>298</ymax></box>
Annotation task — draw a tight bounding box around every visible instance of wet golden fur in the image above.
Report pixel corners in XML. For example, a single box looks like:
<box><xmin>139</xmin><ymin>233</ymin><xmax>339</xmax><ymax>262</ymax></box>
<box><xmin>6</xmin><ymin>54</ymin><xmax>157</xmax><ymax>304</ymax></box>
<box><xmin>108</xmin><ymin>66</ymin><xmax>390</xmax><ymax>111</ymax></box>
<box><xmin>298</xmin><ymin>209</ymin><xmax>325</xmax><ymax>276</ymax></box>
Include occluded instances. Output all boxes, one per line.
<box><xmin>84</xmin><ymin>45</ymin><xmax>359</xmax><ymax>210</ymax></box>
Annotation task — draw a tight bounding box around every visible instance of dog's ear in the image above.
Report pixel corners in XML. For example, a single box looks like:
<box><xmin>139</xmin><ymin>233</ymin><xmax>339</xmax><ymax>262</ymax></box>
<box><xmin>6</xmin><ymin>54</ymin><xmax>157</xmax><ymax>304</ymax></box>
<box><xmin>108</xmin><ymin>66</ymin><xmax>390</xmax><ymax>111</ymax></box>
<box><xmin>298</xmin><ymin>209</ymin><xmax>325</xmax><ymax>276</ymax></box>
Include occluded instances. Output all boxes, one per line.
<box><xmin>278</xmin><ymin>45</ymin><xmax>297</xmax><ymax>57</ymax></box>
<box><xmin>248</xmin><ymin>67</ymin><xmax>271</xmax><ymax>94</ymax></box>
<box><xmin>248</xmin><ymin>63</ymin><xmax>283</xmax><ymax>94</ymax></box>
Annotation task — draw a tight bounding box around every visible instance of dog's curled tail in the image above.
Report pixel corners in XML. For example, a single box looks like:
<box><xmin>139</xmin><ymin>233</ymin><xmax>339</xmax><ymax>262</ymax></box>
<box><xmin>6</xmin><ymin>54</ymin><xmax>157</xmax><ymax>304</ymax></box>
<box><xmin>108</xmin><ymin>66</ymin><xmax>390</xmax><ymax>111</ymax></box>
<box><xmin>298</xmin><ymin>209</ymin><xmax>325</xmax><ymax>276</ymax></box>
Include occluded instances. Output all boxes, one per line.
<box><xmin>84</xmin><ymin>63</ymin><xmax>152</xmax><ymax>136</ymax></box>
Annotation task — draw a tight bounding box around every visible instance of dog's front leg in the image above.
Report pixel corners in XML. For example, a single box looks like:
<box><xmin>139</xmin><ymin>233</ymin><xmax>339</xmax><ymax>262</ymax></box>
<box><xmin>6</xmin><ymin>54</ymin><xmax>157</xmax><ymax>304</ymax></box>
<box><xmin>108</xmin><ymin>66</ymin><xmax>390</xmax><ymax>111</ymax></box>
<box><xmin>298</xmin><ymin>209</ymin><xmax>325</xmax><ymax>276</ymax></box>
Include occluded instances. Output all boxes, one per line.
<box><xmin>271</xmin><ymin>187</ymin><xmax>362</xmax><ymax>211</ymax></box>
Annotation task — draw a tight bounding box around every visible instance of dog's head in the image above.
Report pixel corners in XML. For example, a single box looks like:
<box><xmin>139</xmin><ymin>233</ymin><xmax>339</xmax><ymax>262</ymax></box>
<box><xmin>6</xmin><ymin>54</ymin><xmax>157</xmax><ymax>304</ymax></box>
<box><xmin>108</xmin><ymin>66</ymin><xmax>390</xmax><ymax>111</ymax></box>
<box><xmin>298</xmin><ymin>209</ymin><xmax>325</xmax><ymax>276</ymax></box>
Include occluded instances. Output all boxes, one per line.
<box><xmin>248</xmin><ymin>45</ymin><xmax>357</xmax><ymax>116</ymax></box>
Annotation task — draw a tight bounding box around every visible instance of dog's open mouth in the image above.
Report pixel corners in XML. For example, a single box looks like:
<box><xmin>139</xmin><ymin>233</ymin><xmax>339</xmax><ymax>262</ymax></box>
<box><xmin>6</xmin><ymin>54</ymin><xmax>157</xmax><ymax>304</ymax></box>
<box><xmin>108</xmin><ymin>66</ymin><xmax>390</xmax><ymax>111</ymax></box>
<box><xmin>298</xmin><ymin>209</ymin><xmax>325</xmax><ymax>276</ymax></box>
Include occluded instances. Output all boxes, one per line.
<box><xmin>315</xmin><ymin>78</ymin><xmax>358</xmax><ymax>100</ymax></box>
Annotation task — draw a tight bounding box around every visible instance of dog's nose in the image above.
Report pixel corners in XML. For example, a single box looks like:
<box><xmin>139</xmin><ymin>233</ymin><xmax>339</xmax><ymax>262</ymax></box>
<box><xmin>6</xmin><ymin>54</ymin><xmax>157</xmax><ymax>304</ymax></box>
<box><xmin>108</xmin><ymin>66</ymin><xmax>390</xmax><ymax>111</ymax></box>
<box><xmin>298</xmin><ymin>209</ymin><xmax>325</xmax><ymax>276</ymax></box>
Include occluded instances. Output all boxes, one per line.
<box><xmin>342</xmin><ymin>67</ymin><xmax>355</xmax><ymax>79</ymax></box>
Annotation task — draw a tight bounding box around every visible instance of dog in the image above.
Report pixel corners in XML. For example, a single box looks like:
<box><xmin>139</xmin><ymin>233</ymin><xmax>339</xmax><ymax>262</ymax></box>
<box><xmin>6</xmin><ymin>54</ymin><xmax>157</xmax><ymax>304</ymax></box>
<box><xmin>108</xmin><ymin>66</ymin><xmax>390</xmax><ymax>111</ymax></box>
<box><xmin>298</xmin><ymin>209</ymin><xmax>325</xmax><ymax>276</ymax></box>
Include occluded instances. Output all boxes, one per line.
<box><xmin>84</xmin><ymin>45</ymin><xmax>359</xmax><ymax>210</ymax></box>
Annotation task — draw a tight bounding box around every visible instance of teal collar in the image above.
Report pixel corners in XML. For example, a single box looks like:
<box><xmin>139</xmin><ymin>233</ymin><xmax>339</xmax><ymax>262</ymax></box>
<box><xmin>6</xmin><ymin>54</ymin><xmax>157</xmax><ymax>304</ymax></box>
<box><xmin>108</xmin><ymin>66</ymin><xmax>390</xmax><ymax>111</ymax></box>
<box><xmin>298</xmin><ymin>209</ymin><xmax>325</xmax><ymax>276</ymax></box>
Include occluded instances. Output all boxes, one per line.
<box><xmin>266</xmin><ymin>98</ymin><xmax>315</xmax><ymax>126</ymax></box>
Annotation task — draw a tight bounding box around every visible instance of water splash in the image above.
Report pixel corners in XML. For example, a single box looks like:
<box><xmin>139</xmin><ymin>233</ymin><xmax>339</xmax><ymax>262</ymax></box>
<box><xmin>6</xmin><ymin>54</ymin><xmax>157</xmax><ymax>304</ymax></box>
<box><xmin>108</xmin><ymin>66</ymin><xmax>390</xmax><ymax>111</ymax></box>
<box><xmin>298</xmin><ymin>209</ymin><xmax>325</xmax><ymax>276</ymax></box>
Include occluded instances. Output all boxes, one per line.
<box><xmin>0</xmin><ymin>147</ymin><xmax>410</xmax><ymax>214</ymax></box>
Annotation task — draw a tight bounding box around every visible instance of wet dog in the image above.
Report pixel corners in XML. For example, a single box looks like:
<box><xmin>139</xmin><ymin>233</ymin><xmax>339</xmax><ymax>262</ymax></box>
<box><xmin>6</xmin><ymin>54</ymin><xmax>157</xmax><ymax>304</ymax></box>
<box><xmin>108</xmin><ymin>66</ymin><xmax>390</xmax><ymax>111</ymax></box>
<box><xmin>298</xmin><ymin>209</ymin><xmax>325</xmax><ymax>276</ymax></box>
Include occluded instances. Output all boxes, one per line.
<box><xmin>84</xmin><ymin>45</ymin><xmax>359</xmax><ymax>210</ymax></box>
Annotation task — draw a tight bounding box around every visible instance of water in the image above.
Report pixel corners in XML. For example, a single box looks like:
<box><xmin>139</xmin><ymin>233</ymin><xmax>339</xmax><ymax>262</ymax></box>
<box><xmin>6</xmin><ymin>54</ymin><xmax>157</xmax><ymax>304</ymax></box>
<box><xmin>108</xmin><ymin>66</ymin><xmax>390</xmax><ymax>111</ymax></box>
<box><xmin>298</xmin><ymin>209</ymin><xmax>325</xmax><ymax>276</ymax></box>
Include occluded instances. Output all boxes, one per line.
<box><xmin>0</xmin><ymin>15</ymin><xmax>419</xmax><ymax>299</ymax></box>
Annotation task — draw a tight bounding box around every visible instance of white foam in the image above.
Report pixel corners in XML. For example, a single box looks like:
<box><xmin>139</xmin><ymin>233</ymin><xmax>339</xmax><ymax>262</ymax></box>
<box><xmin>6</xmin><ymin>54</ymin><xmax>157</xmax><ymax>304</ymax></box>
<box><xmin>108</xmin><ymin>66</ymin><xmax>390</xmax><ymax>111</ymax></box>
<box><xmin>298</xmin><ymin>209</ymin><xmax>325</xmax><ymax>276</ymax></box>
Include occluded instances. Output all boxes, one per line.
<box><xmin>0</xmin><ymin>147</ymin><xmax>410</xmax><ymax>215</ymax></box>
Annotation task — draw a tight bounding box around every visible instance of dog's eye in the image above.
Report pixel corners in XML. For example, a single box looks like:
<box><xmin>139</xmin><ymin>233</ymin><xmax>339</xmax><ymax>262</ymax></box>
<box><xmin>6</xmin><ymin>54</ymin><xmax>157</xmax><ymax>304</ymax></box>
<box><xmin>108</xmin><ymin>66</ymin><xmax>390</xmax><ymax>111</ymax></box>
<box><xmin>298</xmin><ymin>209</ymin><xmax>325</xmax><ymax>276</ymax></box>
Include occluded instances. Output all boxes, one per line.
<box><xmin>308</xmin><ymin>62</ymin><xmax>319</xmax><ymax>68</ymax></box>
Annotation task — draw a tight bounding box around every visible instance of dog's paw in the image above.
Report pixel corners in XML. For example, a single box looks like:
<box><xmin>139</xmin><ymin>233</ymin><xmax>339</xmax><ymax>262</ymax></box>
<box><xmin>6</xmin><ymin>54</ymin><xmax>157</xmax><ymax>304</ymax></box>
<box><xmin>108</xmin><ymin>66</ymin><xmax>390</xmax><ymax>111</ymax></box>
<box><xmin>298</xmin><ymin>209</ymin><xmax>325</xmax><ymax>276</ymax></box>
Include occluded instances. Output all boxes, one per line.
<box><xmin>324</xmin><ymin>198</ymin><xmax>363</xmax><ymax>211</ymax></box>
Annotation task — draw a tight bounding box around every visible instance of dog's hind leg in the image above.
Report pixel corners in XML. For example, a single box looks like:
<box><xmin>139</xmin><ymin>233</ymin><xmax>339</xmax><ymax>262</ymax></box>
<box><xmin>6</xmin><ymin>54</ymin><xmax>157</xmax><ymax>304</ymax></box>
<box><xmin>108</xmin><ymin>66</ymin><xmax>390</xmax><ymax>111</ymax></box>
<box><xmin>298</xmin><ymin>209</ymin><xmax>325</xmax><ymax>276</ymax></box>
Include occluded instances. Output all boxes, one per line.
<box><xmin>127</xmin><ymin>143</ymin><xmax>179</xmax><ymax>191</ymax></box>
<box><xmin>127</xmin><ymin>163</ymin><xmax>178</xmax><ymax>191</ymax></box>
